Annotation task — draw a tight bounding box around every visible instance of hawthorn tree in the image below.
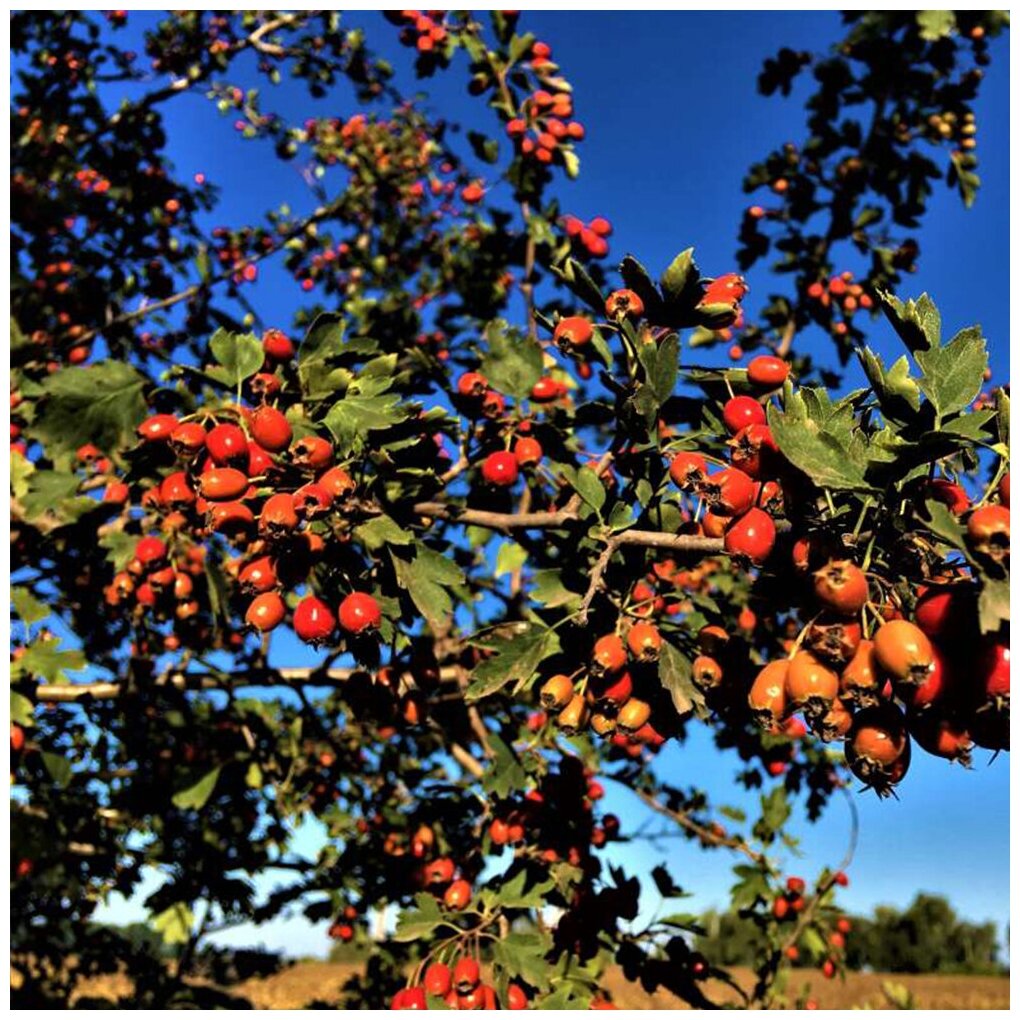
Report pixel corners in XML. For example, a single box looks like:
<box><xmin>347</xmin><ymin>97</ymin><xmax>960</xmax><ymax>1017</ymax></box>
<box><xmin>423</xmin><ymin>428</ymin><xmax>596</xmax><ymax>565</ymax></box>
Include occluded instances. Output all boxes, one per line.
<box><xmin>10</xmin><ymin>10</ymin><xmax>1010</xmax><ymax>1010</ymax></box>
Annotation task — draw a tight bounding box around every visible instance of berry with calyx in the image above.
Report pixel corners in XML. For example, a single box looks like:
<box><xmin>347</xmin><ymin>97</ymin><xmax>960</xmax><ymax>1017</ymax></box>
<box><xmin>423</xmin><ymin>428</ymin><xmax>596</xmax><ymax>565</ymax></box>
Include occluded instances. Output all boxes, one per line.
<box><xmin>294</xmin><ymin>595</ymin><xmax>336</xmax><ymax>646</ymax></box>
<box><xmin>338</xmin><ymin>592</ymin><xmax>382</xmax><ymax>634</ymax></box>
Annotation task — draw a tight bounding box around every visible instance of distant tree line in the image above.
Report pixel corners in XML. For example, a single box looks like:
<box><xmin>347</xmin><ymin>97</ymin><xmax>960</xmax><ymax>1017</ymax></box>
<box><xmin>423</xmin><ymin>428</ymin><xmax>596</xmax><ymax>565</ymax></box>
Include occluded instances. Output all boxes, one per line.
<box><xmin>695</xmin><ymin>894</ymin><xmax>1005</xmax><ymax>975</ymax></box>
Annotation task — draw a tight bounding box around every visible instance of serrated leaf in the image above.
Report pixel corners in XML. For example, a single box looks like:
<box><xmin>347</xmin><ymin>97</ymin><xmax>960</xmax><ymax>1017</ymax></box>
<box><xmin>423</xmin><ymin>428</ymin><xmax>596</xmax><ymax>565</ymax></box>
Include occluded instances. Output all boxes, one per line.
<box><xmin>298</xmin><ymin>312</ymin><xmax>356</xmax><ymax>399</ymax></box>
<box><xmin>530</xmin><ymin>569</ymin><xmax>581</xmax><ymax>610</ymax></box>
<box><xmin>915</xmin><ymin>325</ymin><xmax>988</xmax><ymax>419</ymax></box>
<box><xmin>171</xmin><ymin>766</ymin><xmax>221</xmax><ymax>810</ymax></box>
<box><xmin>207</xmin><ymin>328</ymin><xmax>264</xmax><ymax>386</ymax></box>
<box><xmin>858</xmin><ymin>348</ymin><xmax>921</xmax><ymax>417</ymax></box>
<box><xmin>466</xmin><ymin>625</ymin><xmax>559</xmax><ymax>701</ymax></box>
<box><xmin>482</xmin><ymin>732</ymin><xmax>528</xmax><ymax>799</ymax></box>
<box><xmin>658</xmin><ymin>641</ymin><xmax>705</xmax><ymax>718</ymax></box>
<box><xmin>391</xmin><ymin>546</ymin><xmax>462</xmax><ymax>632</ymax></box>
<box><xmin>493</xmin><ymin>931</ymin><xmax>554</xmax><ymax>990</ymax></box>
<box><xmin>483</xmin><ymin>865</ymin><xmax>555</xmax><ymax>910</ymax></box>
<box><xmin>100</xmin><ymin>530</ymin><xmax>140</xmax><ymax>570</ymax></box>
<box><xmin>30</xmin><ymin>361</ymin><xmax>147</xmax><ymax>457</ymax></box>
<box><xmin>916</xmin><ymin>9</ymin><xmax>956</xmax><ymax>40</ymax></box>
<box><xmin>323</xmin><ymin>394</ymin><xmax>407</xmax><ymax>455</ymax></box>
<box><xmin>920</xmin><ymin>499</ymin><xmax>966</xmax><ymax>550</ymax></box>
<box><xmin>996</xmin><ymin>389</ymin><xmax>1010</xmax><ymax>447</ymax></box>
<box><xmin>553</xmin><ymin>258</ymin><xmax>604</xmax><ymax>314</ymax></box>
<box><xmin>879</xmin><ymin>291</ymin><xmax>941</xmax><ymax>352</ymax></box>
<box><xmin>768</xmin><ymin>391</ymin><xmax>875</xmax><ymax>492</ymax></box>
<box><xmin>151</xmin><ymin>903</ymin><xmax>194</xmax><ymax>945</ymax></box>
<box><xmin>11</xmin><ymin>450</ymin><xmax>34</xmax><ymax>500</ymax></box>
<box><xmin>11</xmin><ymin>636</ymin><xmax>86</xmax><ymax>685</ymax></box>
<box><xmin>479</xmin><ymin>320</ymin><xmax>542</xmax><ymax>401</ymax></box>
<box><xmin>354</xmin><ymin>514</ymin><xmax>412</xmax><ymax>551</ymax></box>
<box><xmin>393</xmin><ymin>892</ymin><xmax>451</xmax><ymax>942</ymax></box>
<box><xmin>12</xmin><ymin>587</ymin><xmax>49</xmax><ymax>625</ymax></box>
<box><xmin>649</xmin><ymin>333</ymin><xmax>679</xmax><ymax>403</ymax></box>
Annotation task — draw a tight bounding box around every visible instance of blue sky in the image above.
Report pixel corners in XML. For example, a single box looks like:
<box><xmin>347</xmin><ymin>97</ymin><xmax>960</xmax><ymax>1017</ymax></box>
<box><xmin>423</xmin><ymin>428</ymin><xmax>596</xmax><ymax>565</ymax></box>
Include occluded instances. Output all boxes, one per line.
<box><xmin>42</xmin><ymin>11</ymin><xmax>1008</xmax><ymax>958</ymax></box>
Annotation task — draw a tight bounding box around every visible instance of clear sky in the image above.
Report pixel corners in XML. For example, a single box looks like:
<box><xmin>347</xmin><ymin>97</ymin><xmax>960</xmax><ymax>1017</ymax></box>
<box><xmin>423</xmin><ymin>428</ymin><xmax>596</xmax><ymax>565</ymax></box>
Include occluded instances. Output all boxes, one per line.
<box><xmin>58</xmin><ymin>11</ymin><xmax>1009</xmax><ymax>959</ymax></box>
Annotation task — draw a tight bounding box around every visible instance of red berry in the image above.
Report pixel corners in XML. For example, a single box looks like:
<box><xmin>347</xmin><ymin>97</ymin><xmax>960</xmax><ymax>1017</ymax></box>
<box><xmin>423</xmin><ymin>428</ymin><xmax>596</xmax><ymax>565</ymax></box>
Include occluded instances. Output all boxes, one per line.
<box><xmin>481</xmin><ymin>450</ymin><xmax>519</xmax><ymax>487</ymax></box>
<box><xmin>135</xmin><ymin>536</ymin><xmax>167</xmax><ymax>567</ymax></box>
<box><xmin>722</xmin><ymin>395</ymin><xmax>767</xmax><ymax>434</ymax></box>
<box><xmin>338</xmin><ymin>592</ymin><xmax>381</xmax><ymax>633</ymax></box>
<box><xmin>293</xmin><ymin>595</ymin><xmax>336</xmax><ymax>646</ymax></box>
<box><xmin>206</xmin><ymin>423</ymin><xmax>248</xmax><ymax>465</ymax></box>
<box><xmin>250</xmin><ymin>405</ymin><xmax>292</xmax><ymax>452</ymax></box>
<box><xmin>747</xmin><ymin>355</ymin><xmax>789</xmax><ymax>388</ymax></box>
<box><xmin>262</xmin><ymin>328</ymin><xmax>295</xmax><ymax>362</ymax></box>
<box><xmin>724</xmin><ymin>508</ymin><xmax>776</xmax><ymax>565</ymax></box>
<box><xmin>246</xmin><ymin>592</ymin><xmax>286</xmax><ymax>632</ymax></box>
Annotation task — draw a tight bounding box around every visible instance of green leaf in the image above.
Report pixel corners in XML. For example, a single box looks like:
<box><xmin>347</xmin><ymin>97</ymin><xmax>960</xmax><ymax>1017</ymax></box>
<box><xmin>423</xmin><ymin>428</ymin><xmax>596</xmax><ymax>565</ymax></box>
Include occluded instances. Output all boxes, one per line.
<box><xmin>660</xmin><ymin>247</ymin><xmax>700</xmax><ymax>304</ymax></box>
<box><xmin>41</xmin><ymin>751</ymin><xmax>72</xmax><ymax>787</ymax></box>
<box><xmin>916</xmin><ymin>9</ymin><xmax>956</xmax><ymax>40</ymax></box>
<box><xmin>658</xmin><ymin>641</ymin><xmax>705</xmax><ymax>718</ymax></box>
<box><xmin>996</xmin><ymin>388</ymin><xmax>1010</xmax><ymax>447</ymax></box>
<box><xmin>323</xmin><ymin>394</ymin><xmax>407</xmax><ymax>455</ymax></box>
<box><xmin>479</xmin><ymin>320</ymin><xmax>543</xmax><ymax>401</ymax></box>
<box><xmin>483</xmin><ymin>865</ymin><xmax>555</xmax><ymax>910</ymax></box>
<box><xmin>571</xmin><ymin>466</ymin><xmax>606</xmax><ymax>513</ymax></box>
<box><xmin>150</xmin><ymin>902</ymin><xmax>195</xmax><ymax>945</ymax></box>
<box><xmin>648</xmin><ymin>333</ymin><xmax>679</xmax><ymax>403</ymax></box>
<box><xmin>754</xmin><ymin>786</ymin><xmax>791</xmax><ymax>843</ymax></box>
<box><xmin>171</xmin><ymin>766</ymin><xmax>222</xmax><ymax>810</ymax></box>
<box><xmin>978</xmin><ymin>577</ymin><xmax>1010</xmax><ymax>634</ymax></box>
<box><xmin>879</xmin><ymin>291</ymin><xmax>941</xmax><ymax>353</ymax></box>
<box><xmin>31</xmin><ymin>361</ymin><xmax>147</xmax><ymax>456</ymax></box>
<box><xmin>857</xmin><ymin>349</ymin><xmax>921</xmax><ymax>418</ymax></box>
<box><xmin>11</xmin><ymin>636</ymin><xmax>86</xmax><ymax>685</ymax></box>
<box><xmin>915</xmin><ymin>326</ymin><xmax>988</xmax><ymax>419</ymax></box>
<box><xmin>393</xmin><ymin>892</ymin><xmax>451</xmax><ymax>942</ymax></box>
<box><xmin>11</xmin><ymin>450</ymin><xmax>34</xmax><ymax>501</ymax></box>
<box><xmin>493</xmin><ymin>931</ymin><xmax>554</xmax><ymax>990</ymax></box>
<box><xmin>391</xmin><ymin>546</ymin><xmax>463</xmax><ymax>632</ymax></box>
<box><xmin>354</xmin><ymin>514</ymin><xmax>413</xmax><ymax>551</ymax></box>
<box><xmin>494</xmin><ymin>541</ymin><xmax>528</xmax><ymax>579</ymax></box>
<box><xmin>768</xmin><ymin>390</ymin><xmax>874</xmax><ymax>492</ymax></box>
<box><xmin>19</xmin><ymin>470</ymin><xmax>79</xmax><ymax>524</ymax></box>
<box><xmin>12</xmin><ymin>587</ymin><xmax>49</xmax><ymax>625</ymax></box>
<box><xmin>530</xmin><ymin>570</ymin><xmax>581</xmax><ymax>610</ymax></box>
<box><xmin>206</xmin><ymin>328</ymin><xmax>265</xmax><ymax>387</ymax></box>
<box><xmin>552</xmin><ymin>258</ymin><xmax>604</xmax><ymax>314</ymax></box>
<box><xmin>466</xmin><ymin>624</ymin><xmax>560</xmax><ymax>701</ymax></box>
<box><xmin>298</xmin><ymin>312</ymin><xmax>355</xmax><ymax>399</ymax></box>
<box><xmin>99</xmin><ymin>530</ymin><xmax>138</xmax><ymax>571</ymax></box>
<box><xmin>11</xmin><ymin>692</ymin><xmax>34</xmax><ymax>728</ymax></box>
<box><xmin>482</xmin><ymin>733</ymin><xmax>528</xmax><ymax>800</ymax></box>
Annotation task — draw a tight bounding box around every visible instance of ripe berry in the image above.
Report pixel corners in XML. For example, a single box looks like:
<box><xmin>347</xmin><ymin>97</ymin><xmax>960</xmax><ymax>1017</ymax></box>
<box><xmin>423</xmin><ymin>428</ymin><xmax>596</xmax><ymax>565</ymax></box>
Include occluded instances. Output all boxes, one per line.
<box><xmin>318</xmin><ymin>466</ymin><xmax>356</xmax><ymax>499</ymax></box>
<box><xmin>786</xmin><ymin>651</ymin><xmax>839</xmax><ymax>716</ymax></box>
<box><xmin>668</xmin><ymin>451</ymin><xmax>707</xmax><ymax>490</ymax></box>
<box><xmin>338</xmin><ymin>592</ymin><xmax>382</xmax><ymax>633</ymax></box>
<box><xmin>246</xmin><ymin>592</ymin><xmax>286</xmax><ymax>632</ymax></box>
<box><xmin>138</xmin><ymin>413</ymin><xmax>178</xmax><ymax>442</ymax></box>
<box><xmin>456</xmin><ymin>371</ymin><xmax>488</xmax><ymax>397</ymax></box>
<box><xmin>728</xmin><ymin>423</ymin><xmax>778</xmax><ymax>479</ymax></box>
<box><xmin>135</xmin><ymin>536</ymin><xmax>167</xmax><ymax>567</ymax></box>
<box><xmin>749</xmin><ymin>661</ymin><xmax>788</xmax><ymax>730</ymax></box>
<box><xmin>553</xmin><ymin>315</ymin><xmax>594</xmax><ymax>350</ymax></box>
<box><xmin>929</xmin><ymin>477</ymin><xmax>970</xmax><ymax>515</ymax></box>
<box><xmin>513</xmin><ymin>436</ymin><xmax>543</xmax><ymax>467</ymax></box>
<box><xmin>205</xmin><ymin>423</ymin><xmax>248</xmax><ymax>465</ymax></box>
<box><xmin>700</xmin><ymin>467</ymin><xmax>756</xmax><ymax>517</ymax></box>
<box><xmin>722</xmin><ymin>396</ymin><xmax>766</xmax><ymax>434</ymax></box>
<box><xmin>443</xmin><ymin>879</ymin><xmax>472</xmax><ymax>910</ymax></box>
<box><xmin>170</xmin><ymin>421</ymin><xmax>207</xmax><ymax>456</ymax></box>
<box><xmin>873</xmin><ymin>620</ymin><xmax>934</xmax><ymax>687</ymax></box>
<box><xmin>747</xmin><ymin>355</ymin><xmax>789</xmax><ymax>388</ymax></box>
<box><xmin>604</xmin><ymin>289</ymin><xmax>644</xmax><ymax>320</ymax></box>
<box><xmin>616</xmin><ymin>698</ymin><xmax>652</xmax><ymax>732</ymax></box>
<box><xmin>481</xmin><ymin>450</ymin><xmax>519</xmax><ymax>486</ymax></box>
<box><xmin>424</xmin><ymin>857</ymin><xmax>455</xmax><ymax>885</ymax></box>
<box><xmin>692</xmin><ymin>655</ymin><xmax>724</xmax><ymax>689</ymax></box>
<box><xmin>452</xmin><ymin>957</ymin><xmax>480</xmax><ymax>992</ymax></box>
<box><xmin>11</xmin><ymin>724</ymin><xmax>25</xmax><ymax>754</ymax></box>
<box><xmin>966</xmin><ymin>504</ymin><xmax>1009</xmax><ymax>563</ymax></box>
<box><xmin>198</xmin><ymin>467</ymin><xmax>249</xmax><ymax>502</ymax></box>
<box><xmin>540</xmin><ymin>674</ymin><xmax>575</xmax><ymax>710</ymax></box>
<box><xmin>259</xmin><ymin>493</ymin><xmax>298</xmax><ymax>535</ymax></box>
<box><xmin>813</xmin><ymin>560</ymin><xmax>869</xmax><ymax>617</ymax></box>
<box><xmin>294</xmin><ymin>596</ymin><xmax>336</xmax><ymax>646</ymax></box>
<box><xmin>839</xmin><ymin>639</ymin><xmax>881</xmax><ymax>708</ymax></box>
<box><xmin>724</xmin><ymin>508</ymin><xmax>776</xmax><ymax>565</ymax></box>
<box><xmin>845</xmin><ymin>704</ymin><xmax>911</xmax><ymax>795</ymax></box>
<box><xmin>250</xmin><ymin>405</ymin><xmax>292</xmax><ymax>452</ymax></box>
<box><xmin>591</xmin><ymin>634</ymin><xmax>627</xmax><ymax>676</ymax></box>
<box><xmin>262</xmin><ymin>328</ymin><xmax>295</xmax><ymax>362</ymax></box>
<box><xmin>506</xmin><ymin>983</ymin><xmax>529</xmax><ymax>1010</ymax></box>
<box><xmin>626</xmin><ymin>621</ymin><xmax>662</xmax><ymax>662</ymax></box>
<box><xmin>291</xmin><ymin>435</ymin><xmax>333</xmax><ymax>471</ymax></box>
<box><xmin>423</xmin><ymin>963</ymin><xmax>451</xmax><ymax>997</ymax></box>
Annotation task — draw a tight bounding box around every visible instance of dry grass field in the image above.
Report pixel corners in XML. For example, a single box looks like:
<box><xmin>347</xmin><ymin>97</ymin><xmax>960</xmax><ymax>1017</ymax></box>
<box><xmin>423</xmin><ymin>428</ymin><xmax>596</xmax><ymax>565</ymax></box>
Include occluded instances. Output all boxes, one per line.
<box><xmin>68</xmin><ymin>960</ymin><xmax>1009</xmax><ymax>1009</ymax></box>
